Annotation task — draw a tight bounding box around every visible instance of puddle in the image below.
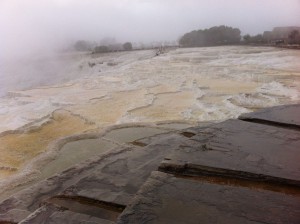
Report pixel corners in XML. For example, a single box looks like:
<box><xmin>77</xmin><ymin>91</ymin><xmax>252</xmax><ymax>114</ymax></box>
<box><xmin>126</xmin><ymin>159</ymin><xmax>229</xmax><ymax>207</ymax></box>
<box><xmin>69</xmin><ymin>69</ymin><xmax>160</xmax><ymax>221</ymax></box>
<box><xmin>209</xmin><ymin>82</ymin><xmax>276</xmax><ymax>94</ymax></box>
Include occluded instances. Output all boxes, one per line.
<box><xmin>0</xmin><ymin>110</ymin><xmax>94</xmax><ymax>178</ymax></box>
<box><xmin>0</xmin><ymin>125</ymin><xmax>177</xmax><ymax>200</ymax></box>
<box><xmin>40</xmin><ymin>138</ymin><xmax>116</xmax><ymax>178</ymax></box>
<box><xmin>0</xmin><ymin>138</ymin><xmax>116</xmax><ymax>201</ymax></box>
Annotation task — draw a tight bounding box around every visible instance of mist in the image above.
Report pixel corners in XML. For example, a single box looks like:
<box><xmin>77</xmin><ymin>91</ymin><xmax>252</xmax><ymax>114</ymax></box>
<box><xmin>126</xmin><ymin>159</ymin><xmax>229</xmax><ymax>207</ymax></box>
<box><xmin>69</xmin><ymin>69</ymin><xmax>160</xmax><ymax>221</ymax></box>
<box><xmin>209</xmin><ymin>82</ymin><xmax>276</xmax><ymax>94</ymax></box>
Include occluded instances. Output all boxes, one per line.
<box><xmin>1</xmin><ymin>0</ymin><xmax>300</xmax><ymax>59</ymax></box>
<box><xmin>0</xmin><ymin>0</ymin><xmax>299</xmax><ymax>96</ymax></box>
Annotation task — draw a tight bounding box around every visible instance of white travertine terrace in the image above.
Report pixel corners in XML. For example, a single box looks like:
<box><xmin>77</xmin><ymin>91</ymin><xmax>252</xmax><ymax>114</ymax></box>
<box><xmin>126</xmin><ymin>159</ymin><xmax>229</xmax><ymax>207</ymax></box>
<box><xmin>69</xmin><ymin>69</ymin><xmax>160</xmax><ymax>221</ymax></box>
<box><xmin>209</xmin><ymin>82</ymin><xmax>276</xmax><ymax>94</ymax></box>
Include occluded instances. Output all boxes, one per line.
<box><xmin>0</xmin><ymin>46</ymin><xmax>299</xmax><ymax>188</ymax></box>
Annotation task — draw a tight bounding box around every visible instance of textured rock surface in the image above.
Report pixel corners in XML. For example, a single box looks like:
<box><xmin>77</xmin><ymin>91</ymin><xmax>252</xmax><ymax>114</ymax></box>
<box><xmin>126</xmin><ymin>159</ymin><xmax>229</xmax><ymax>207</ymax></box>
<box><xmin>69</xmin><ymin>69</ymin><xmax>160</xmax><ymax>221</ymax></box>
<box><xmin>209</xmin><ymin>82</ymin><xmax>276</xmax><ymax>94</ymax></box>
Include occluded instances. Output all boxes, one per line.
<box><xmin>19</xmin><ymin>203</ymin><xmax>114</xmax><ymax>224</ymax></box>
<box><xmin>0</xmin><ymin>104</ymin><xmax>300</xmax><ymax>223</ymax></box>
<box><xmin>117</xmin><ymin>171</ymin><xmax>300</xmax><ymax>224</ymax></box>
<box><xmin>0</xmin><ymin>146</ymin><xmax>132</xmax><ymax>223</ymax></box>
<box><xmin>239</xmin><ymin>104</ymin><xmax>300</xmax><ymax>128</ymax></box>
<box><xmin>0</xmin><ymin>133</ymin><xmax>187</xmax><ymax>223</ymax></box>
<box><xmin>160</xmin><ymin>119</ymin><xmax>300</xmax><ymax>186</ymax></box>
<box><xmin>61</xmin><ymin>133</ymin><xmax>188</xmax><ymax>205</ymax></box>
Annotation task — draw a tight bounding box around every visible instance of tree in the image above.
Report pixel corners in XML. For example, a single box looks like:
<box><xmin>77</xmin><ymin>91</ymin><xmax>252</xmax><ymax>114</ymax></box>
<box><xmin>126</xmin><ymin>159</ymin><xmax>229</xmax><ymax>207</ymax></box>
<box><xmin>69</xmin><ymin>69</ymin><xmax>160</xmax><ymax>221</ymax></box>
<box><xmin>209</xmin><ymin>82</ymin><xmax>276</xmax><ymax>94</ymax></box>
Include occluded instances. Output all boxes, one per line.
<box><xmin>250</xmin><ymin>34</ymin><xmax>264</xmax><ymax>43</ymax></box>
<box><xmin>243</xmin><ymin>34</ymin><xmax>251</xmax><ymax>43</ymax></box>
<box><xmin>179</xmin><ymin>26</ymin><xmax>241</xmax><ymax>47</ymax></box>
<box><xmin>123</xmin><ymin>42</ymin><xmax>133</xmax><ymax>51</ymax></box>
<box><xmin>94</xmin><ymin>45</ymin><xmax>109</xmax><ymax>53</ymax></box>
<box><xmin>74</xmin><ymin>40</ymin><xmax>90</xmax><ymax>51</ymax></box>
<box><xmin>288</xmin><ymin>30</ymin><xmax>299</xmax><ymax>44</ymax></box>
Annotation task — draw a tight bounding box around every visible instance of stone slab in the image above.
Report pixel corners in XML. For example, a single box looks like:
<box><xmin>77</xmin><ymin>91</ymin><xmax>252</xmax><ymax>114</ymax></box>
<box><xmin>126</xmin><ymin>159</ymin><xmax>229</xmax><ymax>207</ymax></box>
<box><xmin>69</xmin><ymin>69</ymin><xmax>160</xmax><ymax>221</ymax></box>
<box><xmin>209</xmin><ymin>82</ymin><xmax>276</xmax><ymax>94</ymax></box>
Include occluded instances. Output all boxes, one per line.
<box><xmin>117</xmin><ymin>171</ymin><xmax>300</xmax><ymax>224</ymax></box>
<box><xmin>0</xmin><ymin>146</ymin><xmax>131</xmax><ymax>223</ymax></box>
<box><xmin>0</xmin><ymin>132</ymin><xmax>188</xmax><ymax>223</ymax></box>
<box><xmin>239</xmin><ymin>104</ymin><xmax>300</xmax><ymax>128</ymax></box>
<box><xmin>19</xmin><ymin>203</ymin><xmax>114</xmax><ymax>224</ymax></box>
<box><xmin>61</xmin><ymin>133</ymin><xmax>189</xmax><ymax>205</ymax></box>
<box><xmin>160</xmin><ymin>119</ymin><xmax>300</xmax><ymax>185</ymax></box>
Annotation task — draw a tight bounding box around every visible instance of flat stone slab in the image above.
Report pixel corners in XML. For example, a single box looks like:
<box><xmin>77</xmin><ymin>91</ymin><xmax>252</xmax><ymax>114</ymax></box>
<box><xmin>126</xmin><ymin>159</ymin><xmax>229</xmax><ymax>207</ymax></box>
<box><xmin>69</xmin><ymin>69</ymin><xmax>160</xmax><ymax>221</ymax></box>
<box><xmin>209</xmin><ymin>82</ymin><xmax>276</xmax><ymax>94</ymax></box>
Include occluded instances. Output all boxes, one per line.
<box><xmin>0</xmin><ymin>133</ymin><xmax>188</xmax><ymax>223</ymax></box>
<box><xmin>239</xmin><ymin>104</ymin><xmax>300</xmax><ymax>128</ymax></box>
<box><xmin>117</xmin><ymin>171</ymin><xmax>300</xmax><ymax>224</ymax></box>
<box><xmin>0</xmin><ymin>146</ymin><xmax>132</xmax><ymax>223</ymax></box>
<box><xmin>160</xmin><ymin>119</ymin><xmax>300</xmax><ymax>186</ymax></box>
<box><xmin>19</xmin><ymin>203</ymin><xmax>114</xmax><ymax>224</ymax></box>
<box><xmin>61</xmin><ymin>133</ymin><xmax>188</xmax><ymax>205</ymax></box>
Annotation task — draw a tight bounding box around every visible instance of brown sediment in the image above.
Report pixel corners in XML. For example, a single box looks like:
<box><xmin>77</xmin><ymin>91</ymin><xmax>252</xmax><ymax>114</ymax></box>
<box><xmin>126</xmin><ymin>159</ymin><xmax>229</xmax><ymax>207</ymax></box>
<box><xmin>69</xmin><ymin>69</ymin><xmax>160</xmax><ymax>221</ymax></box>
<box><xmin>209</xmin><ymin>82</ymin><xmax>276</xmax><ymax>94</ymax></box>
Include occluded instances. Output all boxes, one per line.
<box><xmin>180</xmin><ymin>131</ymin><xmax>196</xmax><ymax>138</ymax></box>
<box><xmin>130</xmin><ymin>141</ymin><xmax>148</xmax><ymax>147</ymax></box>
<box><xmin>0</xmin><ymin>110</ymin><xmax>95</xmax><ymax>177</ymax></box>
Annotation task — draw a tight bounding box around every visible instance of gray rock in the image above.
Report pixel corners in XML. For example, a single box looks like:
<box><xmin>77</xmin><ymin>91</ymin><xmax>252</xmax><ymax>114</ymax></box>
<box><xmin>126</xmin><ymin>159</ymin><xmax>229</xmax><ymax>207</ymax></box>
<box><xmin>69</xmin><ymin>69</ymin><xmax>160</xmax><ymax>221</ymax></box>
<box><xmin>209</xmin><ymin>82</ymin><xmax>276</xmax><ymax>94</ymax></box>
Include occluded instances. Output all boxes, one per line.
<box><xmin>61</xmin><ymin>133</ymin><xmax>188</xmax><ymax>205</ymax></box>
<box><xmin>160</xmin><ymin>119</ymin><xmax>300</xmax><ymax>186</ymax></box>
<box><xmin>0</xmin><ymin>146</ymin><xmax>132</xmax><ymax>223</ymax></box>
<box><xmin>19</xmin><ymin>203</ymin><xmax>114</xmax><ymax>224</ymax></box>
<box><xmin>117</xmin><ymin>171</ymin><xmax>300</xmax><ymax>224</ymax></box>
<box><xmin>239</xmin><ymin>104</ymin><xmax>300</xmax><ymax>128</ymax></box>
<box><xmin>0</xmin><ymin>133</ymin><xmax>186</xmax><ymax>223</ymax></box>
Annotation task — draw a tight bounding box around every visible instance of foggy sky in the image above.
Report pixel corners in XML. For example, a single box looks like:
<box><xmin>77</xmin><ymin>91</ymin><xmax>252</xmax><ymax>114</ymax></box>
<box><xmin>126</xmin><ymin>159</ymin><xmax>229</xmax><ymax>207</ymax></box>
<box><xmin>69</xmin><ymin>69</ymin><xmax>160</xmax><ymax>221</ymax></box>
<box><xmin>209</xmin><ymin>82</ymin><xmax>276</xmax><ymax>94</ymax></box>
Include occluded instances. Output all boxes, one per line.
<box><xmin>1</xmin><ymin>0</ymin><xmax>300</xmax><ymax>58</ymax></box>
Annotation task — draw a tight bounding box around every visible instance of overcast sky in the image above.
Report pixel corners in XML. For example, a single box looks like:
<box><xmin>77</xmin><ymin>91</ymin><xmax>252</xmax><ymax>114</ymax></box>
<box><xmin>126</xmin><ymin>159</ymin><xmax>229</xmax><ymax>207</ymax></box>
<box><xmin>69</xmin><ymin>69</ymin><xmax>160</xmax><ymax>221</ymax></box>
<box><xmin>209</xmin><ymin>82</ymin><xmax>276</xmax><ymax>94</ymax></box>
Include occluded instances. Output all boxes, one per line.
<box><xmin>1</xmin><ymin>0</ymin><xmax>300</xmax><ymax>58</ymax></box>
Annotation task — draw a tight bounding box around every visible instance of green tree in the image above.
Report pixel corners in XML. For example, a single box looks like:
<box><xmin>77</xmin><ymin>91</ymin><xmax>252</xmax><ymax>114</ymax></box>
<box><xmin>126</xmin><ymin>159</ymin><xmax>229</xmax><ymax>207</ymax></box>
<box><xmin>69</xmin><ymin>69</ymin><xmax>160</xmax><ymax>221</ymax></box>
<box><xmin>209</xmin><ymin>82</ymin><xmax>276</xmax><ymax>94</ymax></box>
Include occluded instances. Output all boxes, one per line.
<box><xmin>74</xmin><ymin>40</ymin><xmax>90</xmax><ymax>51</ymax></box>
<box><xmin>179</xmin><ymin>26</ymin><xmax>241</xmax><ymax>47</ymax></box>
<box><xmin>94</xmin><ymin>45</ymin><xmax>109</xmax><ymax>53</ymax></box>
<box><xmin>123</xmin><ymin>42</ymin><xmax>133</xmax><ymax>51</ymax></box>
<box><xmin>243</xmin><ymin>34</ymin><xmax>251</xmax><ymax>43</ymax></box>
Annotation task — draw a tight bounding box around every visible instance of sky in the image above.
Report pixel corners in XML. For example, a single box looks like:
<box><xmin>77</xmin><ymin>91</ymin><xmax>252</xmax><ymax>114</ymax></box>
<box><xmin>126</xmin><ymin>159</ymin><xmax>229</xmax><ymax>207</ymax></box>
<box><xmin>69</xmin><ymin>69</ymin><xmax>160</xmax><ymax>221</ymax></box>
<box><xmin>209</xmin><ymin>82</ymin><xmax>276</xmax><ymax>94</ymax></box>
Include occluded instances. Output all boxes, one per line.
<box><xmin>1</xmin><ymin>0</ymin><xmax>300</xmax><ymax>58</ymax></box>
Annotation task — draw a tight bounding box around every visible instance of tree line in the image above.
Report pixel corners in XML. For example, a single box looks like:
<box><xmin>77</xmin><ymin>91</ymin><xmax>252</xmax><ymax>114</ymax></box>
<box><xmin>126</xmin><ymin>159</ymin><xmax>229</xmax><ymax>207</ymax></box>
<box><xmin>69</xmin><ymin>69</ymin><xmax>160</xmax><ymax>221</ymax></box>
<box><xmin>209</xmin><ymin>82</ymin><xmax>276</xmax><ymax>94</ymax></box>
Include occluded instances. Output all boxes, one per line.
<box><xmin>73</xmin><ymin>26</ymin><xmax>300</xmax><ymax>52</ymax></box>
<box><xmin>179</xmin><ymin>25</ymin><xmax>300</xmax><ymax>47</ymax></box>
<box><xmin>74</xmin><ymin>40</ymin><xmax>132</xmax><ymax>53</ymax></box>
<box><xmin>179</xmin><ymin>25</ymin><xmax>241</xmax><ymax>47</ymax></box>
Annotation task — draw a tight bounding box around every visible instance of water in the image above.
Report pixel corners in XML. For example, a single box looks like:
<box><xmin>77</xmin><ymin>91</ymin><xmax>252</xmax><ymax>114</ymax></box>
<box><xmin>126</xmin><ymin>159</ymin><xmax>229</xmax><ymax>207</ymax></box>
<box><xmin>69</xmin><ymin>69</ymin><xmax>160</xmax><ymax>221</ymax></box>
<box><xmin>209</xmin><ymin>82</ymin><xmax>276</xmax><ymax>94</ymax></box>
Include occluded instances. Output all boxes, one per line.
<box><xmin>0</xmin><ymin>125</ymin><xmax>181</xmax><ymax>200</ymax></box>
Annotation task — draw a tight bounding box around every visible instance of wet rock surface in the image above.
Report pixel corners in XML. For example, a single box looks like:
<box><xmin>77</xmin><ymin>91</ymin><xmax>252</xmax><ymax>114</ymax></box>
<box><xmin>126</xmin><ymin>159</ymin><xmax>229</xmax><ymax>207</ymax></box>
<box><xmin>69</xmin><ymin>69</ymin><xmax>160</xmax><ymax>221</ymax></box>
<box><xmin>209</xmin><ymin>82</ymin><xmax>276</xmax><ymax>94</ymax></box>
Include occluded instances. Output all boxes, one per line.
<box><xmin>0</xmin><ymin>104</ymin><xmax>299</xmax><ymax>223</ymax></box>
<box><xmin>117</xmin><ymin>171</ymin><xmax>300</xmax><ymax>224</ymax></box>
<box><xmin>239</xmin><ymin>103</ymin><xmax>300</xmax><ymax>128</ymax></box>
<box><xmin>19</xmin><ymin>203</ymin><xmax>114</xmax><ymax>224</ymax></box>
<box><xmin>160</xmin><ymin>119</ymin><xmax>300</xmax><ymax>186</ymax></box>
<box><xmin>61</xmin><ymin>133</ymin><xmax>187</xmax><ymax>205</ymax></box>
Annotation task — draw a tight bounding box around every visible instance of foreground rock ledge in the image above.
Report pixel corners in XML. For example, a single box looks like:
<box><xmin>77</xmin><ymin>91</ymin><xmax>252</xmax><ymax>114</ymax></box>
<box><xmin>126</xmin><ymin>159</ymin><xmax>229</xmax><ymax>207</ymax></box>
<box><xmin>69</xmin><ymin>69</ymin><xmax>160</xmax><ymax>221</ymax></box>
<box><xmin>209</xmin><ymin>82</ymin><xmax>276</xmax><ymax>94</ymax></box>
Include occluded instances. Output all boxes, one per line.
<box><xmin>117</xmin><ymin>171</ymin><xmax>300</xmax><ymax>224</ymax></box>
<box><xmin>0</xmin><ymin>104</ymin><xmax>299</xmax><ymax>224</ymax></box>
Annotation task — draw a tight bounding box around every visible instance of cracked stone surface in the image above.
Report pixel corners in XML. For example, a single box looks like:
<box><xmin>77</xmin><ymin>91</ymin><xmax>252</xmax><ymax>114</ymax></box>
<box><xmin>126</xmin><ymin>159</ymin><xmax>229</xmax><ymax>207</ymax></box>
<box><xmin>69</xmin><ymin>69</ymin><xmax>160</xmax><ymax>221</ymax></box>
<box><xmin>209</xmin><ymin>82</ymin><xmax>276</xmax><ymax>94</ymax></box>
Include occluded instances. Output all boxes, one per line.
<box><xmin>160</xmin><ymin>119</ymin><xmax>300</xmax><ymax>186</ymax></box>
<box><xmin>117</xmin><ymin>171</ymin><xmax>300</xmax><ymax>224</ymax></box>
<box><xmin>239</xmin><ymin>104</ymin><xmax>300</xmax><ymax>127</ymax></box>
